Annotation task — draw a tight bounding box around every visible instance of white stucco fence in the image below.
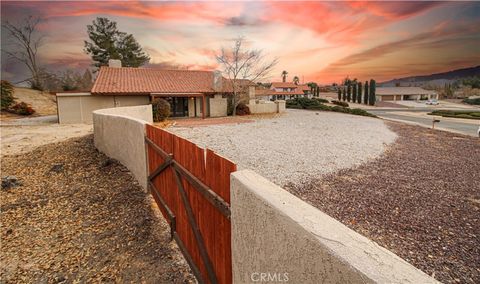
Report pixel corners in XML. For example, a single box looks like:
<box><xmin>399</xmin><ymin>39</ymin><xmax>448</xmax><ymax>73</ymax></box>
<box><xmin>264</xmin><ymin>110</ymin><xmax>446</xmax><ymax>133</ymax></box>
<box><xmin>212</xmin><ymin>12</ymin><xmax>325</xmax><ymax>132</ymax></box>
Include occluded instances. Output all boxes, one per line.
<box><xmin>92</xmin><ymin>105</ymin><xmax>153</xmax><ymax>190</ymax></box>
<box><xmin>92</xmin><ymin>105</ymin><xmax>438</xmax><ymax>283</ymax></box>
<box><xmin>231</xmin><ymin>170</ymin><xmax>438</xmax><ymax>284</ymax></box>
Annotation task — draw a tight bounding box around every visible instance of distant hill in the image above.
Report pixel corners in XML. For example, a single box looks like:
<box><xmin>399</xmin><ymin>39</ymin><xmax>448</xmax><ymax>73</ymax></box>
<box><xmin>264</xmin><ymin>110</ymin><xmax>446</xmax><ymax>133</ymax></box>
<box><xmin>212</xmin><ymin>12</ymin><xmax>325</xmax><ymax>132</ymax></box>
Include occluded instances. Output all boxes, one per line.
<box><xmin>380</xmin><ymin>65</ymin><xmax>480</xmax><ymax>87</ymax></box>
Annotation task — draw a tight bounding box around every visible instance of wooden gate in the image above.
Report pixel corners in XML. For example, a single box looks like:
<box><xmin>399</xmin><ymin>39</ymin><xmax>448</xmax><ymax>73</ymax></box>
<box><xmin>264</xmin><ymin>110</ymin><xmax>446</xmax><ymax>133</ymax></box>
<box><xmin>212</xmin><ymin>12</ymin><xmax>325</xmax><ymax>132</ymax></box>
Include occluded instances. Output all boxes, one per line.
<box><xmin>145</xmin><ymin>124</ymin><xmax>236</xmax><ymax>284</ymax></box>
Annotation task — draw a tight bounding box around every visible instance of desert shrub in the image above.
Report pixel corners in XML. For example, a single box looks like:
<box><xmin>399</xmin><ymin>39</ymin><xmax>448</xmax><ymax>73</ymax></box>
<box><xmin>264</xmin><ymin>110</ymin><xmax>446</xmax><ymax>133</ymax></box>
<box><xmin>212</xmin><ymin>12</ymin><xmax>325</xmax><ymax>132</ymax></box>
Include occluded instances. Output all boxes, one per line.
<box><xmin>1</xmin><ymin>80</ymin><xmax>15</xmax><ymax>110</ymax></box>
<box><xmin>462</xmin><ymin>97</ymin><xmax>480</xmax><ymax>105</ymax></box>
<box><xmin>285</xmin><ymin>97</ymin><xmax>376</xmax><ymax>117</ymax></box>
<box><xmin>306</xmin><ymin>104</ymin><xmax>331</xmax><ymax>111</ymax></box>
<box><xmin>9</xmin><ymin>102</ymin><xmax>35</xmax><ymax>115</ymax></box>
<box><xmin>313</xmin><ymin>97</ymin><xmax>329</xmax><ymax>104</ymax></box>
<box><xmin>332</xmin><ymin>100</ymin><xmax>349</xmax><ymax>107</ymax></box>
<box><xmin>348</xmin><ymin>108</ymin><xmax>376</xmax><ymax>117</ymax></box>
<box><xmin>286</xmin><ymin>97</ymin><xmax>326</xmax><ymax>109</ymax></box>
<box><xmin>236</xmin><ymin>102</ymin><xmax>251</xmax><ymax>115</ymax></box>
<box><xmin>152</xmin><ymin>98</ymin><xmax>171</xmax><ymax>122</ymax></box>
<box><xmin>428</xmin><ymin>109</ymin><xmax>480</xmax><ymax>120</ymax></box>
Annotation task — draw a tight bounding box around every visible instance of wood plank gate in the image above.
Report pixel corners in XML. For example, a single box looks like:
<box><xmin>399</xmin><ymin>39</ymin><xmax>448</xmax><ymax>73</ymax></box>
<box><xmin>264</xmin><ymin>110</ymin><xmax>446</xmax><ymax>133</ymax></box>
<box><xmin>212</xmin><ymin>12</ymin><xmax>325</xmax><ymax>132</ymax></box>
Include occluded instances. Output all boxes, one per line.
<box><xmin>145</xmin><ymin>124</ymin><xmax>236</xmax><ymax>284</ymax></box>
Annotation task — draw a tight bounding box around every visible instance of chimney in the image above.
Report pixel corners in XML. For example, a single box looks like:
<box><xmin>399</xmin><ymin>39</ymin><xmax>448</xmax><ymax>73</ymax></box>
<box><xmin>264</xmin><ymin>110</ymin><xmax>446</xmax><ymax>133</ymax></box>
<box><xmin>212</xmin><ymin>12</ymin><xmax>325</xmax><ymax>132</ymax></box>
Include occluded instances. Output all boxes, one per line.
<box><xmin>108</xmin><ymin>59</ymin><xmax>122</xmax><ymax>68</ymax></box>
<box><xmin>213</xmin><ymin>70</ymin><xmax>223</xmax><ymax>92</ymax></box>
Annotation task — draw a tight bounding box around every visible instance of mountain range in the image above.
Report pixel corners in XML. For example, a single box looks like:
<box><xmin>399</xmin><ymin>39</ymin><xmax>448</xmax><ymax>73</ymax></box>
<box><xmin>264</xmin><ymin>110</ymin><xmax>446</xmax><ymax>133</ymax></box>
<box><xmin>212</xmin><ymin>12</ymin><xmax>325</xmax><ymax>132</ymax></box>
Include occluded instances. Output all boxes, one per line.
<box><xmin>380</xmin><ymin>65</ymin><xmax>480</xmax><ymax>87</ymax></box>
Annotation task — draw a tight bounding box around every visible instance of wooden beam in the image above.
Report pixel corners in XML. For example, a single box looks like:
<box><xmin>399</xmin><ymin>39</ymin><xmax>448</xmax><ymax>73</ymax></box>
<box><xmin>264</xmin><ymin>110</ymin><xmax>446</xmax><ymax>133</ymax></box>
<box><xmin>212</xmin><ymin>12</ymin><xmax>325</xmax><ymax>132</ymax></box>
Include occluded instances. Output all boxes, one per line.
<box><xmin>173</xmin><ymin>168</ymin><xmax>218</xmax><ymax>284</ymax></box>
<box><xmin>173</xmin><ymin>162</ymin><xmax>231</xmax><ymax>219</ymax></box>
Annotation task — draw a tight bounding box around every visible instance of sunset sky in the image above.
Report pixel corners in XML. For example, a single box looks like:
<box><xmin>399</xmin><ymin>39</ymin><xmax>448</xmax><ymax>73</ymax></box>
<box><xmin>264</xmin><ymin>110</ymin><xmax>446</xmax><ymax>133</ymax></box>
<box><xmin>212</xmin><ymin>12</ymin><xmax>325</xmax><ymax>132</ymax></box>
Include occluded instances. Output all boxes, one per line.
<box><xmin>2</xmin><ymin>1</ymin><xmax>480</xmax><ymax>84</ymax></box>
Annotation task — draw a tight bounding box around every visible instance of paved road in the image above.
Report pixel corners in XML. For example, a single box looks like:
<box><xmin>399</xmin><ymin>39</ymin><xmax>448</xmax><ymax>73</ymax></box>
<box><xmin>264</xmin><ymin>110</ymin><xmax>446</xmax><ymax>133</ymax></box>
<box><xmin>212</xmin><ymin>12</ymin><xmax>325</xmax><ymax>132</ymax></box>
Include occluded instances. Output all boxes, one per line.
<box><xmin>370</xmin><ymin>110</ymin><xmax>480</xmax><ymax>137</ymax></box>
<box><xmin>1</xmin><ymin>115</ymin><xmax>58</xmax><ymax>126</ymax></box>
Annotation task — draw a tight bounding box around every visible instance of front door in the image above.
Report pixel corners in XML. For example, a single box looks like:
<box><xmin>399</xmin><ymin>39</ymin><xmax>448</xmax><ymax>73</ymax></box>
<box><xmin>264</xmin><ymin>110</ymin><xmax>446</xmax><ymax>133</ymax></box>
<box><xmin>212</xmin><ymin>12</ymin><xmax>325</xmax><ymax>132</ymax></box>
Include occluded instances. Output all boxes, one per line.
<box><xmin>166</xmin><ymin>97</ymin><xmax>189</xmax><ymax>117</ymax></box>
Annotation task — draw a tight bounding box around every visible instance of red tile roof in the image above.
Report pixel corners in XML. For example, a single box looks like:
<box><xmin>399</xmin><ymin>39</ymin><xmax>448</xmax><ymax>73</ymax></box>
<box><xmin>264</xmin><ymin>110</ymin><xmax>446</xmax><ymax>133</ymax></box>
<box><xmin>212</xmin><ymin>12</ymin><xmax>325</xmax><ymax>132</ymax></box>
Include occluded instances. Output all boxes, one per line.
<box><xmin>271</xmin><ymin>82</ymin><xmax>299</xmax><ymax>88</ymax></box>
<box><xmin>91</xmin><ymin>67</ymin><xmax>256</xmax><ymax>95</ymax></box>
<box><xmin>90</xmin><ymin>67</ymin><xmax>198</xmax><ymax>95</ymax></box>
<box><xmin>255</xmin><ymin>88</ymin><xmax>304</xmax><ymax>97</ymax></box>
<box><xmin>297</xmin><ymin>84</ymin><xmax>311</xmax><ymax>91</ymax></box>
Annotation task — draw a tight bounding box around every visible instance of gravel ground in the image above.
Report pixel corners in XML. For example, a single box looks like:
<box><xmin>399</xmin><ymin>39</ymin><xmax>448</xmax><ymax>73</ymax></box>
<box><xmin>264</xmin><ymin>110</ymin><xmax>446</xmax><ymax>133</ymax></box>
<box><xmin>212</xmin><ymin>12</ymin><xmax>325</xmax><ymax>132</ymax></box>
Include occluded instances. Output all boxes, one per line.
<box><xmin>170</xmin><ymin>109</ymin><xmax>397</xmax><ymax>186</ymax></box>
<box><xmin>287</xmin><ymin>122</ymin><xmax>480</xmax><ymax>283</ymax></box>
<box><xmin>1</xmin><ymin>135</ymin><xmax>194</xmax><ymax>283</ymax></box>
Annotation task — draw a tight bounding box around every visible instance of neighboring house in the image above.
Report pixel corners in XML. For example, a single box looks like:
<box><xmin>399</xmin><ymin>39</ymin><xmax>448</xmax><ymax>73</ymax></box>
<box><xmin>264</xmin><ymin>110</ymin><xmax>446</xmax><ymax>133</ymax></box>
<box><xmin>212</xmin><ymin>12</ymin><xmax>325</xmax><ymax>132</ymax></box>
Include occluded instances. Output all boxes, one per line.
<box><xmin>256</xmin><ymin>82</ymin><xmax>310</xmax><ymax>101</ymax></box>
<box><xmin>56</xmin><ymin>60</ymin><xmax>256</xmax><ymax>124</ymax></box>
<box><xmin>376</xmin><ymin>87</ymin><xmax>438</xmax><ymax>102</ymax></box>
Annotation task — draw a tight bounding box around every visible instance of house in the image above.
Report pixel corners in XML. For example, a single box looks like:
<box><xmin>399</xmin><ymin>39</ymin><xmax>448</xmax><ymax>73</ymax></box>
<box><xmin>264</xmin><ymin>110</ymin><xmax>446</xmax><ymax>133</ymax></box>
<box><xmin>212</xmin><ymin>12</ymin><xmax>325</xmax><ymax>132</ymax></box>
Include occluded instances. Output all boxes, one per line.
<box><xmin>376</xmin><ymin>87</ymin><xmax>438</xmax><ymax>102</ymax></box>
<box><xmin>256</xmin><ymin>82</ymin><xmax>310</xmax><ymax>101</ymax></box>
<box><xmin>56</xmin><ymin>60</ymin><xmax>283</xmax><ymax>124</ymax></box>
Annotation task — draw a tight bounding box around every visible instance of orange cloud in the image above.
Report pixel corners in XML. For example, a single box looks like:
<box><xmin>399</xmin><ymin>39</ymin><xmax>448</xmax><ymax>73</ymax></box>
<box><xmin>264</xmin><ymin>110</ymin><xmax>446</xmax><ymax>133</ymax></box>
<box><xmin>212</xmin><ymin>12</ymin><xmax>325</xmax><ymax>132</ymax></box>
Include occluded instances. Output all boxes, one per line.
<box><xmin>8</xmin><ymin>1</ymin><xmax>243</xmax><ymax>25</ymax></box>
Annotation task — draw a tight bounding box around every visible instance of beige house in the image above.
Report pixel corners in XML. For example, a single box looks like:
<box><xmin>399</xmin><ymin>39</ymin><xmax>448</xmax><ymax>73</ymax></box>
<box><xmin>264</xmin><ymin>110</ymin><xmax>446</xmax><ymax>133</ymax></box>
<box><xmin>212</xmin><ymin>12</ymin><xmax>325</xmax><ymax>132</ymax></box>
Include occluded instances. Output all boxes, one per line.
<box><xmin>376</xmin><ymin>87</ymin><xmax>438</xmax><ymax>102</ymax></box>
<box><xmin>56</xmin><ymin>60</ymin><xmax>256</xmax><ymax>123</ymax></box>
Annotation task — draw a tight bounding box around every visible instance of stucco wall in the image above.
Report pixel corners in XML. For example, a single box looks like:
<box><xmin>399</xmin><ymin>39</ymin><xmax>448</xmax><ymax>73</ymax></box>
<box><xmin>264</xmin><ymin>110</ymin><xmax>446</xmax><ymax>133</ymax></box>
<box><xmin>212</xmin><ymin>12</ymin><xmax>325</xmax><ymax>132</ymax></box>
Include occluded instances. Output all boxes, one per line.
<box><xmin>209</xmin><ymin>95</ymin><xmax>227</xmax><ymax>117</ymax></box>
<box><xmin>231</xmin><ymin>169</ymin><xmax>438</xmax><ymax>284</ymax></box>
<box><xmin>93</xmin><ymin>105</ymin><xmax>153</xmax><ymax>190</ymax></box>
<box><xmin>249</xmin><ymin>101</ymin><xmax>278</xmax><ymax>114</ymax></box>
<box><xmin>57</xmin><ymin>93</ymin><xmax>149</xmax><ymax>124</ymax></box>
<box><xmin>276</xmin><ymin>100</ymin><xmax>286</xmax><ymax>113</ymax></box>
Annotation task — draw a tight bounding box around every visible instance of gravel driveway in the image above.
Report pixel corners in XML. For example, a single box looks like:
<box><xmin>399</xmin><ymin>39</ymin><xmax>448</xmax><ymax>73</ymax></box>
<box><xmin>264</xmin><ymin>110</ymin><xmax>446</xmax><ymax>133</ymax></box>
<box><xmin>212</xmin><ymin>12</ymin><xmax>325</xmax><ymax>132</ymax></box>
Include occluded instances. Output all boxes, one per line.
<box><xmin>170</xmin><ymin>109</ymin><xmax>397</xmax><ymax>186</ymax></box>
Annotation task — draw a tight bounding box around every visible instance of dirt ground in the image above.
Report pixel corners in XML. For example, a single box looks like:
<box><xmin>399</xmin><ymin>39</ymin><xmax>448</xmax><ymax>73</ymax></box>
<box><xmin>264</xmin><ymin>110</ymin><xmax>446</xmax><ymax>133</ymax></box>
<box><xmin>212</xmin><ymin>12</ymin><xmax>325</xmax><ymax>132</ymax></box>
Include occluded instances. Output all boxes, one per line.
<box><xmin>1</xmin><ymin>124</ymin><xmax>93</xmax><ymax>156</ymax></box>
<box><xmin>287</xmin><ymin>122</ymin><xmax>480</xmax><ymax>283</ymax></box>
<box><xmin>1</xmin><ymin>87</ymin><xmax>57</xmax><ymax>119</ymax></box>
<box><xmin>1</xmin><ymin>135</ymin><xmax>195</xmax><ymax>283</ymax></box>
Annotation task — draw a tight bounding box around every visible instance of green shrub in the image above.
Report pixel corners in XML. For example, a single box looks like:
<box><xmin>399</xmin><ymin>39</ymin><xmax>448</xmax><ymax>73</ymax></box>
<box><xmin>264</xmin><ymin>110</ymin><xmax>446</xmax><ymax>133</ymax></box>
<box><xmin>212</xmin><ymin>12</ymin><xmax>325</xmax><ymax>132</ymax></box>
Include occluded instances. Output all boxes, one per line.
<box><xmin>369</xmin><ymin>79</ymin><xmax>376</xmax><ymax>106</ymax></box>
<box><xmin>364</xmin><ymin>81</ymin><xmax>369</xmax><ymax>105</ymax></box>
<box><xmin>348</xmin><ymin>108</ymin><xmax>376</xmax><ymax>117</ymax></box>
<box><xmin>462</xmin><ymin>97</ymin><xmax>480</xmax><ymax>105</ymax></box>
<box><xmin>286</xmin><ymin>97</ymin><xmax>376</xmax><ymax>117</ymax></box>
<box><xmin>332</xmin><ymin>100</ymin><xmax>349</xmax><ymax>107</ymax></box>
<box><xmin>428</xmin><ymin>109</ymin><xmax>480</xmax><ymax>120</ymax></box>
<box><xmin>9</xmin><ymin>102</ymin><xmax>35</xmax><ymax>115</ymax></box>
<box><xmin>152</xmin><ymin>98</ymin><xmax>171</xmax><ymax>122</ymax></box>
<box><xmin>236</xmin><ymin>102</ymin><xmax>251</xmax><ymax>115</ymax></box>
<box><xmin>352</xmin><ymin>84</ymin><xmax>357</xmax><ymax>102</ymax></box>
<box><xmin>313</xmin><ymin>97</ymin><xmax>329</xmax><ymax>104</ymax></box>
<box><xmin>357</xmin><ymin>82</ymin><xmax>363</xmax><ymax>104</ymax></box>
<box><xmin>347</xmin><ymin>84</ymin><xmax>351</xmax><ymax>102</ymax></box>
<box><xmin>286</xmin><ymin>97</ymin><xmax>324</xmax><ymax>109</ymax></box>
<box><xmin>1</xmin><ymin>80</ymin><xmax>15</xmax><ymax>110</ymax></box>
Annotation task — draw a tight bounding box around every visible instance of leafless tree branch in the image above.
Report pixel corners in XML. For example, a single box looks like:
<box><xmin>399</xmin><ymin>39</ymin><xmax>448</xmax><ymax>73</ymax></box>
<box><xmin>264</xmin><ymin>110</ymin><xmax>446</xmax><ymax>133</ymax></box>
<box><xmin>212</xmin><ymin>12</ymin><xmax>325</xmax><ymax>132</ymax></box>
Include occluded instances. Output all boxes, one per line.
<box><xmin>215</xmin><ymin>37</ymin><xmax>277</xmax><ymax>116</ymax></box>
<box><xmin>1</xmin><ymin>16</ymin><xmax>44</xmax><ymax>89</ymax></box>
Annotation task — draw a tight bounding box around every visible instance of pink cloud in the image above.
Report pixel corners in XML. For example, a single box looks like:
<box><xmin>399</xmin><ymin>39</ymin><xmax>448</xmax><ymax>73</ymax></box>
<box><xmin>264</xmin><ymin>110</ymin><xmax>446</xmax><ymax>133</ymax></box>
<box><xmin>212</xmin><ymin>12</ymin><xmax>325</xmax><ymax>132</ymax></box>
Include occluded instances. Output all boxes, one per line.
<box><xmin>347</xmin><ymin>1</ymin><xmax>443</xmax><ymax>20</ymax></box>
<box><xmin>3</xmin><ymin>1</ymin><xmax>243</xmax><ymax>25</ymax></box>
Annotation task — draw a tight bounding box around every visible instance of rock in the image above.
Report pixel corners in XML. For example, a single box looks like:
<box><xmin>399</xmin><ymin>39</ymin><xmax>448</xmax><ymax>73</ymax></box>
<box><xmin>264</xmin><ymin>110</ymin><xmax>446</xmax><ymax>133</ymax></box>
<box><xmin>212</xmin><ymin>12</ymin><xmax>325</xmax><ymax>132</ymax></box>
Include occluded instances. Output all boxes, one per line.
<box><xmin>54</xmin><ymin>273</ymin><xmax>66</xmax><ymax>283</ymax></box>
<box><xmin>101</xmin><ymin>158</ymin><xmax>114</xmax><ymax>168</ymax></box>
<box><xmin>50</xmin><ymin>164</ymin><xmax>64</xmax><ymax>173</ymax></box>
<box><xmin>2</xmin><ymin>176</ymin><xmax>22</xmax><ymax>190</ymax></box>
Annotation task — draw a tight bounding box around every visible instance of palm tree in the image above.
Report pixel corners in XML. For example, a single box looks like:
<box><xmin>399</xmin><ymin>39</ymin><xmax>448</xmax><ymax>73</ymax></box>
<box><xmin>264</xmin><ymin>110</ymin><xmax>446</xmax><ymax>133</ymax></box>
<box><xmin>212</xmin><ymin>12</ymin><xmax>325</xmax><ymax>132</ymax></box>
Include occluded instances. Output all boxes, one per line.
<box><xmin>293</xmin><ymin>76</ymin><xmax>300</xmax><ymax>85</ymax></box>
<box><xmin>281</xmin><ymin>70</ymin><xmax>288</xmax><ymax>82</ymax></box>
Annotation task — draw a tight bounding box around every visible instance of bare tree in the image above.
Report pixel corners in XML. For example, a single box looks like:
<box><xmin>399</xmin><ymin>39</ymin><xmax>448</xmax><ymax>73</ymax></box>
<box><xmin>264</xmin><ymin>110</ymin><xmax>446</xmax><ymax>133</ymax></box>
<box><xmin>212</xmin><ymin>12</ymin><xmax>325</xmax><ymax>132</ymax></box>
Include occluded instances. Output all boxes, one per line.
<box><xmin>2</xmin><ymin>16</ymin><xmax>44</xmax><ymax>89</ymax></box>
<box><xmin>216</xmin><ymin>37</ymin><xmax>278</xmax><ymax>116</ymax></box>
